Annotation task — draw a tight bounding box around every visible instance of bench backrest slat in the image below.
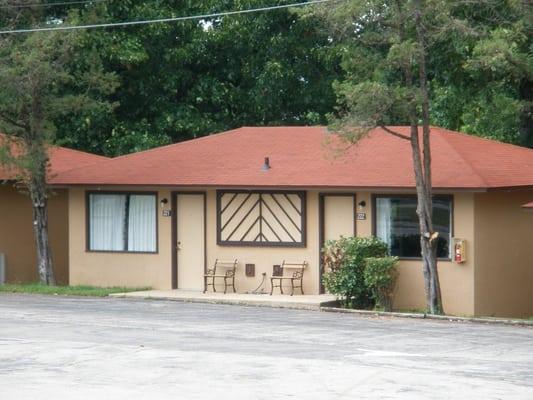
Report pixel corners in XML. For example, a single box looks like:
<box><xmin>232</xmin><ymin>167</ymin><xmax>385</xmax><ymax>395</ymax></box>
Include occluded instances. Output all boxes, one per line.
<box><xmin>213</xmin><ymin>259</ymin><xmax>238</xmax><ymax>274</ymax></box>
<box><xmin>277</xmin><ymin>260</ymin><xmax>307</xmax><ymax>278</ymax></box>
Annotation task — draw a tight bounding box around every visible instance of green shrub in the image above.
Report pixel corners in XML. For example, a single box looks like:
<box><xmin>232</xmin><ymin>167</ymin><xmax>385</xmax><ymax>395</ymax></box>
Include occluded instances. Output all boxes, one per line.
<box><xmin>322</xmin><ymin>236</ymin><xmax>388</xmax><ymax>308</ymax></box>
<box><xmin>364</xmin><ymin>256</ymin><xmax>399</xmax><ymax>311</ymax></box>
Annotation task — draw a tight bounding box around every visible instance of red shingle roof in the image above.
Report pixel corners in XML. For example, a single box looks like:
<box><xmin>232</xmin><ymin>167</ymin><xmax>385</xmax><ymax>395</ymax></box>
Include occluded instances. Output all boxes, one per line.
<box><xmin>49</xmin><ymin>126</ymin><xmax>533</xmax><ymax>190</ymax></box>
<box><xmin>0</xmin><ymin>135</ymin><xmax>107</xmax><ymax>181</ymax></box>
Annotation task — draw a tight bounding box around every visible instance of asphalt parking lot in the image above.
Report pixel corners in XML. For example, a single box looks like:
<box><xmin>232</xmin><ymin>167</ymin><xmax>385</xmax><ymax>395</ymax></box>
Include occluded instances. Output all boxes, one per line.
<box><xmin>0</xmin><ymin>294</ymin><xmax>532</xmax><ymax>399</ymax></box>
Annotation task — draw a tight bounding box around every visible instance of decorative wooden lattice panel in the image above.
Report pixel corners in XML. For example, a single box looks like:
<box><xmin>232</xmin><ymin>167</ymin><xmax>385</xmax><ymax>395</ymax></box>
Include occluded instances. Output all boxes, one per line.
<box><xmin>217</xmin><ymin>191</ymin><xmax>306</xmax><ymax>247</ymax></box>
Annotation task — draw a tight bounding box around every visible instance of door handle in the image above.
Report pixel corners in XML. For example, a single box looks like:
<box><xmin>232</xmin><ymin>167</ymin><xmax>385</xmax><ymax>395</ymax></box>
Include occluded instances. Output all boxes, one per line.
<box><xmin>176</xmin><ymin>241</ymin><xmax>181</xmax><ymax>251</ymax></box>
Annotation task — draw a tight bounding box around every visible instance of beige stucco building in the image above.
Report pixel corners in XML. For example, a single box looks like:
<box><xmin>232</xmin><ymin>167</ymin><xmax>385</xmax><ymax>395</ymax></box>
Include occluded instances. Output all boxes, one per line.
<box><xmin>0</xmin><ymin>186</ymin><xmax>70</xmax><ymax>284</ymax></box>
<box><xmin>50</xmin><ymin>126</ymin><xmax>533</xmax><ymax>318</ymax></box>
<box><xmin>0</xmin><ymin>138</ymin><xmax>107</xmax><ymax>284</ymax></box>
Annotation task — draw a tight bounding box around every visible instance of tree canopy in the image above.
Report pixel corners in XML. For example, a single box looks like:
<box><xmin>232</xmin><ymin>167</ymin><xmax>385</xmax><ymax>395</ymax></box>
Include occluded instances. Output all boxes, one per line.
<box><xmin>50</xmin><ymin>0</ymin><xmax>343</xmax><ymax>156</ymax></box>
<box><xmin>0</xmin><ymin>0</ymin><xmax>530</xmax><ymax>155</ymax></box>
<box><xmin>321</xmin><ymin>0</ymin><xmax>532</xmax><ymax>146</ymax></box>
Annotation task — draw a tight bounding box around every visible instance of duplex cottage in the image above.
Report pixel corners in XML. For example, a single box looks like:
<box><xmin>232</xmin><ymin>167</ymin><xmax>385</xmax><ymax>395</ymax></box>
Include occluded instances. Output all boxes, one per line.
<box><xmin>49</xmin><ymin>126</ymin><xmax>533</xmax><ymax>317</ymax></box>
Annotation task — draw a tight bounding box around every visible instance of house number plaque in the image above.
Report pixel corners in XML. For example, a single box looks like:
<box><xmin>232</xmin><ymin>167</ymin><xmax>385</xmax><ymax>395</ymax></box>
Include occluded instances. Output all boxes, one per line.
<box><xmin>356</xmin><ymin>212</ymin><xmax>366</xmax><ymax>220</ymax></box>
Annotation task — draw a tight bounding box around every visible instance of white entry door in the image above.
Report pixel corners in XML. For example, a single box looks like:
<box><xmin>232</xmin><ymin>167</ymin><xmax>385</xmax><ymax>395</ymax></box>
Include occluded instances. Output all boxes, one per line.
<box><xmin>323</xmin><ymin>195</ymin><xmax>355</xmax><ymax>241</ymax></box>
<box><xmin>176</xmin><ymin>194</ymin><xmax>205</xmax><ymax>290</ymax></box>
<box><xmin>320</xmin><ymin>194</ymin><xmax>356</xmax><ymax>293</ymax></box>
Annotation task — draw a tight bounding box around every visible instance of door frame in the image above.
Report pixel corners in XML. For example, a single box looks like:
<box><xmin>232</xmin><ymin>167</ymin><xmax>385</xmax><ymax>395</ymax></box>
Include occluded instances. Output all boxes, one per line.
<box><xmin>318</xmin><ymin>193</ymin><xmax>357</xmax><ymax>294</ymax></box>
<box><xmin>171</xmin><ymin>191</ymin><xmax>207</xmax><ymax>290</ymax></box>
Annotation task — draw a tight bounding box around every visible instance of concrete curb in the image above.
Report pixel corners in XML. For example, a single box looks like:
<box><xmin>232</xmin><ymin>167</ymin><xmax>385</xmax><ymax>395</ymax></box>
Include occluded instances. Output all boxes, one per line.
<box><xmin>320</xmin><ymin>306</ymin><xmax>533</xmax><ymax>327</ymax></box>
<box><xmin>110</xmin><ymin>293</ymin><xmax>324</xmax><ymax>311</ymax></box>
<box><xmin>110</xmin><ymin>292</ymin><xmax>532</xmax><ymax>326</ymax></box>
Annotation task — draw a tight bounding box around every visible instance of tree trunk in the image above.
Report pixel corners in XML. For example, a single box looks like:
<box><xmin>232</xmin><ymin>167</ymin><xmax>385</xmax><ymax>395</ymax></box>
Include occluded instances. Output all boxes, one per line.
<box><xmin>27</xmin><ymin>74</ymin><xmax>55</xmax><ymax>286</ymax></box>
<box><xmin>414</xmin><ymin>0</ymin><xmax>443</xmax><ymax>314</ymax></box>
<box><xmin>518</xmin><ymin>78</ymin><xmax>532</xmax><ymax>147</ymax></box>
<box><xmin>30</xmin><ymin>182</ymin><xmax>55</xmax><ymax>285</ymax></box>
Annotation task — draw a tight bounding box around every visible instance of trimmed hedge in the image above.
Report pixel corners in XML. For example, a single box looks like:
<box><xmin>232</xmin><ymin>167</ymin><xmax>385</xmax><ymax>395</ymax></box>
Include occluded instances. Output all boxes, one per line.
<box><xmin>322</xmin><ymin>236</ymin><xmax>388</xmax><ymax>309</ymax></box>
<box><xmin>364</xmin><ymin>256</ymin><xmax>399</xmax><ymax>311</ymax></box>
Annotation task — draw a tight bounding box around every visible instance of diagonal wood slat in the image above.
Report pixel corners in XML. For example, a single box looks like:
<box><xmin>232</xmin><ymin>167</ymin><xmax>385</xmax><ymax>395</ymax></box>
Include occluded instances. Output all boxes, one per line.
<box><xmin>239</xmin><ymin>216</ymin><xmax>261</xmax><ymax>242</ymax></box>
<box><xmin>268</xmin><ymin>194</ymin><xmax>301</xmax><ymax>233</ymax></box>
<box><xmin>283</xmin><ymin>193</ymin><xmax>301</xmax><ymax>216</ymax></box>
<box><xmin>218</xmin><ymin>191</ymin><xmax>305</xmax><ymax>245</ymax></box>
<box><xmin>221</xmin><ymin>192</ymin><xmax>239</xmax><ymax>214</ymax></box>
<box><xmin>221</xmin><ymin>193</ymin><xmax>253</xmax><ymax>232</ymax></box>
<box><xmin>225</xmin><ymin>198</ymin><xmax>260</xmax><ymax>241</ymax></box>
<box><xmin>261</xmin><ymin>199</ymin><xmax>297</xmax><ymax>242</ymax></box>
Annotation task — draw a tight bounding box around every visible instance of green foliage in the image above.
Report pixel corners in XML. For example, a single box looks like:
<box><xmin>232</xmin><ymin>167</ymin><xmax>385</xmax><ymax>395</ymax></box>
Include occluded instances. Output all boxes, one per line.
<box><xmin>104</xmin><ymin>121</ymin><xmax>172</xmax><ymax>157</ymax></box>
<box><xmin>1</xmin><ymin>0</ymin><xmax>529</xmax><ymax>159</ymax></box>
<box><xmin>317</xmin><ymin>0</ymin><xmax>532</xmax><ymax>147</ymax></box>
<box><xmin>460</xmin><ymin>92</ymin><xmax>523</xmax><ymax>144</ymax></box>
<box><xmin>0</xmin><ymin>25</ymin><xmax>118</xmax><ymax>178</ymax></box>
<box><xmin>322</xmin><ymin>236</ymin><xmax>388</xmax><ymax>309</ymax></box>
<box><xmin>430</xmin><ymin>17</ymin><xmax>532</xmax><ymax>146</ymax></box>
<box><xmin>364</xmin><ymin>256</ymin><xmax>399</xmax><ymax>312</ymax></box>
<box><xmin>53</xmin><ymin>0</ymin><xmax>342</xmax><ymax>155</ymax></box>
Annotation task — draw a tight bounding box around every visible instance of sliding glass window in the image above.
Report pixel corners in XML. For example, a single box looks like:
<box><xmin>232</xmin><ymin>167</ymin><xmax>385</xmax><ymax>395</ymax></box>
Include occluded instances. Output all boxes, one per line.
<box><xmin>375</xmin><ymin>196</ymin><xmax>452</xmax><ymax>259</ymax></box>
<box><xmin>88</xmin><ymin>193</ymin><xmax>157</xmax><ymax>253</ymax></box>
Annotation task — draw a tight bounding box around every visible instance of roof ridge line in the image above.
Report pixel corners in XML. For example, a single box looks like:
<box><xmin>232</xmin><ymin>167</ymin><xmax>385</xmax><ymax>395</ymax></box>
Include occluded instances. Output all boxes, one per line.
<box><xmin>112</xmin><ymin>127</ymin><xmax>248</xmax><ymax>161</ymax></box>
<box><xmin>111</xmin><ymin>125</ymin><xmax>328</xmax><ymax>161</ymax></box>
<box><xmin>431</xmin><ymin>126</ymin><xmax>533</xmax><ymax>152</ymax></box>
<box><xmin>54</xmin><ymin>126</ymin><xmax>321</xmax><ymax>180</ymax></box>
<box><xmin>48</xmin><ymin>157</ymin><xmax>110</xmax><ymax>178</ymax></box>
<box><xmin>52</xmin><ymin>146</ymin><xmax>109</xmax><ymax>160</ymax></box>
<box><xmin>437</xmin><ymin>128</ymin><xmax>489</xmax><ymax>188</ymax></box>
<box><xmin>47</xmin><ymin>155</ymin><xmax>117</xmax><ymax>180</ymax></box>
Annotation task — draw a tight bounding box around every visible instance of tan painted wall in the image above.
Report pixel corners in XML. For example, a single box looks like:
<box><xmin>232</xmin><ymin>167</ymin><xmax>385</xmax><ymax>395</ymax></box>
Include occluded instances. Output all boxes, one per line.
<box><xmin>356</xmin><ymin>192</ymin><xmax>476</xmax><ymax>316</ymax></box>
<box><xmin>206</xmin><ymin>190</ymin><xmax>321</xmax><ymax>294</ymax></box>
<box><xmin>0</xmin><ymin>185</ymin><xmax>69</xmax><ymax>284</ymax></box>
<box><xmin>66</xmin><ymin>186</ymin><xmax>531</xmax><ymax>318</ymax></box>
<box><xmin>474</xmin><ymin>190</ymin><xmax>533</xmax><ymax>318</ymax></box>
<box><xmin>68</xmin><ymin>188</ymin><xmax>322</xmax><ymax>293</ymax></box>
<box><xmin>68</xmin><ymin>188</ymin><xmax>172</xmax><ymax>289</ymax></box>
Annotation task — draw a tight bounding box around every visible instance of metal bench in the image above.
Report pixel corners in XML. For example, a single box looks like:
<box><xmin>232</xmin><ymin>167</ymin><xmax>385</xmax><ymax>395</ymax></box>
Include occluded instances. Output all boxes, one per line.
<box><xmin>269</xmin><ymin>260</ymin><xmax>307</xmax><ymax>296</ymax></box>
<box><xmin>203</xmin><ymin>259</ymin><xmax>238</xmax><ymax>294</ymax></box>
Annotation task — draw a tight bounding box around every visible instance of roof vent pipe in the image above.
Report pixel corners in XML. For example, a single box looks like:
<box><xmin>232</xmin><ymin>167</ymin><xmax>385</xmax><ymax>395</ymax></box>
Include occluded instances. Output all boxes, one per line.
<box><xmin>262</xmin><ymin>157</ymin><xmax>271</xmax><ymax>171</ymax></box>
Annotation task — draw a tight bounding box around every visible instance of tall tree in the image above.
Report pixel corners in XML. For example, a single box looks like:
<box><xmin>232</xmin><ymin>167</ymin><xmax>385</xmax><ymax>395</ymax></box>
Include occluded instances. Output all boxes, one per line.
<box><xmin>0</xmin><ymin>4</ymin><xmax>117</xmax><ymax>284</ymax></box>
<box><xmin>313</xmin><ymin>0</ymin><xmax>530</xmax><ymax>313</ymax></box>
<box><xmin>312</xmin><ymin>0</ymin><xmax>475</xmax><ymax>314</ymax></box>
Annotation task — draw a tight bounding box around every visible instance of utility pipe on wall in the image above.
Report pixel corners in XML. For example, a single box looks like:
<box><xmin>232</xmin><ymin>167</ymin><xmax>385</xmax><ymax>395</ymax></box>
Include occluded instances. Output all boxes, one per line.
<box><xmin>0</xmin><ymin>253</ymin><xmax>5</xmax><ymax>285</ymax></box>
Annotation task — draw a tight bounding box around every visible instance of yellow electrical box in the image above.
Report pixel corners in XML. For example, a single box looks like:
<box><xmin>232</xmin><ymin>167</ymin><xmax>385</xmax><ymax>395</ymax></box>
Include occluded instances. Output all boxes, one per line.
<box><xmin>453</xmin><ymin>238</ymin><xmax>466</xmax><ymax>263</ymax></box>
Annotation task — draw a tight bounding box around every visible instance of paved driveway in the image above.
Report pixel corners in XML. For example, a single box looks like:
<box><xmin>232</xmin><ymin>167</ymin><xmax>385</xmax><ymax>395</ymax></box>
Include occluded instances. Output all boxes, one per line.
<box><xmin>0</xmin><ymin>294</ymin><xmax>532</xmax><ymax>399</ymax></box>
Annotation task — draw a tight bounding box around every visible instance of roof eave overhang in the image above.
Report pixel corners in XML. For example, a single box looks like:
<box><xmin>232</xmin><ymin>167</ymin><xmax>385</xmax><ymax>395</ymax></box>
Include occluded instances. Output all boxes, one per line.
<box><xmin>46</xmin><ymin>182</ymin><xmax>520</xmax><ymax>193</ymax></box>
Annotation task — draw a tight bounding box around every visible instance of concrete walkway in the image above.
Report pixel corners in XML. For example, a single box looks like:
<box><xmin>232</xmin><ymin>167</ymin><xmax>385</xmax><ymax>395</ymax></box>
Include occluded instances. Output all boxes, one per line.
<box><xmin>110</xmin><ymin>289</ymin><xmax>338</xmax><ymax>310</ymax></box>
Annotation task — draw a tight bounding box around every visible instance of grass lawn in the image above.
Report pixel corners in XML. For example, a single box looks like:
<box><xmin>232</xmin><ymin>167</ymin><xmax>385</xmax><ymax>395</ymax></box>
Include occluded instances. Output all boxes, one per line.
<box><xmin>0</xmin><ymin>283</ymin><xmax>150</xmax><ymax>297</ymax></box>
